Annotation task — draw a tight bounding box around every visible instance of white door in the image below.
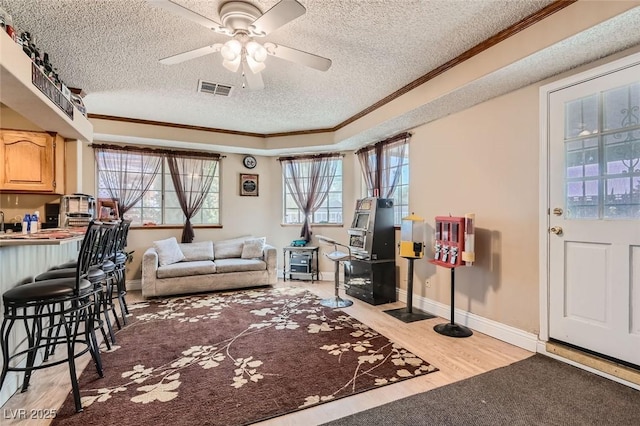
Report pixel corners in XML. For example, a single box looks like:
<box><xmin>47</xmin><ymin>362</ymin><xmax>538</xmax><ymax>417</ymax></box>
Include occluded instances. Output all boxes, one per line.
<box><xmin>548</xmin><ymin>60</ymin><xmax>640</xmax><ymax>366</ymax></box>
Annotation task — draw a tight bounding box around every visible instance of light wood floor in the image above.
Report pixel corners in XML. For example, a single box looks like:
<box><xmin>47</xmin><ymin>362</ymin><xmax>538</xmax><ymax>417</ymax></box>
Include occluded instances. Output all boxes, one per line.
<box><xmin>0</xmin><ymin>280</ymin><xmax>533</xmax><ymax>425</ymax></box>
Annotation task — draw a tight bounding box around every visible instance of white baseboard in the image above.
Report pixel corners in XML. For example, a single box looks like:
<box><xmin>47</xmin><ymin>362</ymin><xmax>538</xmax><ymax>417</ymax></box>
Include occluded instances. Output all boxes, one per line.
<box><xmin>274</xmin><ymin>278</ymin><xmax>537</xmax><ymax>351</ymax></box>
<box><xmin>396</xmin><ymin>288</ymin><xmax>538</xmax><ymax>352</ymax></box>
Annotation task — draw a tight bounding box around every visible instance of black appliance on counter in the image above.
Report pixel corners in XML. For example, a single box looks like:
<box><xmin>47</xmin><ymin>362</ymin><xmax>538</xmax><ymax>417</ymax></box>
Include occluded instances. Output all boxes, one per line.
<box><xmin>43</xmin><ymin>202</ymin><xmax>61</xmax><ymax>229</ymax></box>
<box><xmin>4</xmin><ymin>222</ymin><xmax>23</xmax><ymax>233</ymax></box>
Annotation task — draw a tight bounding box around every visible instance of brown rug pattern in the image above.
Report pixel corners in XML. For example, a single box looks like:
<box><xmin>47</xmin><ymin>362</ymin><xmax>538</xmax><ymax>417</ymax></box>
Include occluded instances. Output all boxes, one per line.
<box><xmin>53</xmin><ymin>287</ymin><xmax>437</xmax><ymax>425</ymax></box>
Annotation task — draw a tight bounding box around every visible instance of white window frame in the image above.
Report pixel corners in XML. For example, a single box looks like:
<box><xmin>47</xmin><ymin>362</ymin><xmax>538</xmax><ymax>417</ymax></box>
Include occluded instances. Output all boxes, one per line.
<box><xmin>96</xmin><ymin>153</ymin><xmax>220</xmax><ymax>227</ymax></box>
<box><xmin>282</xmin><ymin>157</ymin><xmax>343</xmax><ymax>225</ymax></box>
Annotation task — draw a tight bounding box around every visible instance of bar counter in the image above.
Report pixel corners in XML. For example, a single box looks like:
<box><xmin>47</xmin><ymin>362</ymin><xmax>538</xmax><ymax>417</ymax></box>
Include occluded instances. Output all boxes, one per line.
<box><xmin>0</xmin><ymin>229</ymin><xmax>83</xmax><ymax>405</ymax></box>
<box><xmin>0</xmin><ymin>229</ymin><xmax>85</xmax><ymax>247</ymax></box>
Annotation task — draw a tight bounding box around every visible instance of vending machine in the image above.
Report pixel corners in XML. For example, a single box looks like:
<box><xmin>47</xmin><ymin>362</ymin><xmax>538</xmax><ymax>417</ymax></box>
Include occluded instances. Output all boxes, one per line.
<box><xmin>347</xmin><ymin>197</ymin><xmax>395</xmax><ymax>260</ymax></box>
<box><xmin>344</xmin><ymin>197</ymin><xmax>396</xmax><ymax>305</ymax></box>
<box><xmin>430</xmin><ymin>213</ymin><xmax>476</xmax><ymax>338</ymax></box>
<box><xmin>432</xmin><ymin>214</ymin><xmax>475</xmax><ymax>268</ymax></box>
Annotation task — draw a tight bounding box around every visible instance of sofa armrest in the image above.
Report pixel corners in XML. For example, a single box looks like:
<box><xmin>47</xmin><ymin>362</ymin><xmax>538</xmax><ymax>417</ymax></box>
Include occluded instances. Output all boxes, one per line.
<box><xmin>141</xmin><ymin>247</ymin><xmax>159</xmax><ymax>298</ymax></box>
<box><xmin>263</xmin><ymin>244</ymin><xmax>277</xmax><ymax>285</ymax></box>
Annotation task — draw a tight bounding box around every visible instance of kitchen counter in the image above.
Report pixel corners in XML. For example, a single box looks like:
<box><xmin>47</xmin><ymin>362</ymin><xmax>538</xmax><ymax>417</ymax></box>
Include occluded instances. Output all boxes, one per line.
<box><xmin>0</xmin><ymin>228</ymin><xmax>83</xmax><ymax>405</ymax></box>
<box><xmin>0</xmin><ymin>228</ymin><xmax>84</xmax><ymax>246</ymax></box>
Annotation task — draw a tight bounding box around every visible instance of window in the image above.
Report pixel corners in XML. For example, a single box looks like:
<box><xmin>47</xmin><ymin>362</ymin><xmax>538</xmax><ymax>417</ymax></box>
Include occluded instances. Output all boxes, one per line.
<box><xmin>564</xmin><ymin>82</ymin><xmax>640</xmax><ymax>219</ymax></box>
<box><xmin>383</xmin><ymin>144</ymin><xmax>409</xmax><ymax>225</ymax></box>
<box><xmin>356</xmin><ymin>133</ymin><xmax>410</xmax><ymax>225</ymax></box>
<box><xmin>282</xmin><ymin>157</ymin><xmax>343</xmax><ymax>225</ymax></box>
<box><xmin>96</xmin><ymin>150</ymin><xmax>220</xmax><ymax>226</ymax></box>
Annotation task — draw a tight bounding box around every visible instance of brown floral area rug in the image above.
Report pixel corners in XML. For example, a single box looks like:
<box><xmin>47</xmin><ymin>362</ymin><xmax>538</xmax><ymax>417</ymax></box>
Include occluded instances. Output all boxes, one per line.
<box><xmin>52</xmin><ymin>287</ymin><xmax>437</xmax><ymax>425</ymax></box>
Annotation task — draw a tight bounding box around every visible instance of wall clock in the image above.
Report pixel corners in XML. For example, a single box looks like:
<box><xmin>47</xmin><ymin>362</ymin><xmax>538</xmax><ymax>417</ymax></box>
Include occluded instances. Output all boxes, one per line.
<box><xmin>243</xmin><ymin>155</ymin><xmax>257</xmax><ymax>169</ymax></box>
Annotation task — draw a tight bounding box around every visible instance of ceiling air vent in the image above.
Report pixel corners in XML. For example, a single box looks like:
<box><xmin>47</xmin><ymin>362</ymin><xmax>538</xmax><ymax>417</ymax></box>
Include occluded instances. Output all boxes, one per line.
<box><xmin>197</xmin><ymin>80</ymin><xmax>234</xmax><ymax>97</ymax></box>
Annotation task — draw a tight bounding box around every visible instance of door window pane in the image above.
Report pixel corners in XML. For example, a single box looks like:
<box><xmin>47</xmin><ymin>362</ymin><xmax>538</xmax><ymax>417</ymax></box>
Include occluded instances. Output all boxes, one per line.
<box><xmin>564</xmin><ymin>82</ymin><xmax>640</xmax><ymax>219</ymax></box>
<box><xmin>565</xmin><ymin>95</ymin><xmax>598</xmax><ymax>139</ymax></box>
<box><xmin>566</xmin><ymin>180</ymin><xmax>599</xmax><ymax>219</ymax></box>
<box><xmin>603</xmin><ymin>83</ymin><xmax>640</xmax><ymax>132</ymax></box>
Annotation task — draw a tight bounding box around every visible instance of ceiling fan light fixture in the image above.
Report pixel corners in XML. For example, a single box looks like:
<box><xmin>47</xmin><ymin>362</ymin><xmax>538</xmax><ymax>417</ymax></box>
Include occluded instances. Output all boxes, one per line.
<box><xmin>245</xmin><ymin>55</ymin><xmax>266</xmax><ymax>74</ymax></box>
<box><xmin>152</xmin><ymin>0</ymin><xmax>330</xmax><ymax>90</ymax></box>
<box><xmin>221</xmin><ymin>39</ymin><xmax>242</xmax><ymax>61</ymax></box>
<box><xmin>246</xmin><ymin>40</ymin><xmax>267</xmax><ymax>62</ymax></box>
<box><xmin>223</xmin><ymin>56</ymin><xmax>241</xmax><ymax>72</ymax></box>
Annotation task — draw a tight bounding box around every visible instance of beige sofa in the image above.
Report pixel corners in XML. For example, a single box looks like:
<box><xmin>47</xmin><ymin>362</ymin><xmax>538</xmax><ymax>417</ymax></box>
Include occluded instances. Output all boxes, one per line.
<box><xmin>142</xmin><ymin>236</ymin><xmax>277</xmax><ymax>299</ymax></box>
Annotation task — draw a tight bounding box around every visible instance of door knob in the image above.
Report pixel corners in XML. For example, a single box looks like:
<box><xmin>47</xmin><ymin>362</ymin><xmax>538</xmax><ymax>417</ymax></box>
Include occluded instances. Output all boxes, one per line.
<box><xmin>550</xmin><ymin>226</ymin><xmax>563</xmax><ymax>235</ymax></box>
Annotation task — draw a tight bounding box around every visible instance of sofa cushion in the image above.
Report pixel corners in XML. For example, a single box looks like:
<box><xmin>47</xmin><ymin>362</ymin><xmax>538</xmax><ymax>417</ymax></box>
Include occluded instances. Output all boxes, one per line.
<box><xmin>241</xmin><ymin>237</ymin><xmax>265</xmax><ymax>259</ymax></box>
<box><xmin>154</xmin><ymin>237</ymin><xmax>185</xmax><ymax>266</ymax></box>
<box><xmin>214</xmin><ymin>258</ymin><xmax>266</xmax><ymax>273</ymax></box>
<box><xmin>157</xmin><ymin>260</ymin><xmax>216</xmax><ymax>279</ymax></box>
<box><xmin>179</xmin><ymin>241</ymin><xmax>214</xmax><ymax>262</ymax></box>
<box><xmin>214</xmin><ymin>236</ymin><xmax>251</xmax><ymax>259</ymax></box>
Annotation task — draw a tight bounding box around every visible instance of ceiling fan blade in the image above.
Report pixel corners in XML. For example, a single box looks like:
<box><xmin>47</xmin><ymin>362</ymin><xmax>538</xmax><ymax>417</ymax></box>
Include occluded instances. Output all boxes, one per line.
<box><xmin>242</xmin><ymin>62</ymin><xmax>264</xmax><ymax>90</ymax></box>
<box><xmin>249</xmin><ymin>0</ymin><xmax>306</xmax><ymax>37</ymax></box>
<box><xmin>264</xmin><ymin>43</ymin><xmax>331</xmax><ymax>71</ymax></box>
<box><xmin>160</xmin><ymin>44</ymin><xmax>223</xmax><ymax>65</ymax></box>
<box><xmin>147</xmin><ymin>0</ymin><xmax>225</xmax><ymax>32</ymax></box>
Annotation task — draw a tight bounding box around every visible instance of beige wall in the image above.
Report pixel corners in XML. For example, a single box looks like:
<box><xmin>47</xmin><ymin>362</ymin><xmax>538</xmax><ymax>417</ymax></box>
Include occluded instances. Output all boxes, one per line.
<box><xmin>406</xmin><ymin>85</ymin><xmax>541</xmax><ymax>334</ymax></box>
<box><xmin>0</xmin><ymin>104</ymin><xmax>44</xmax><ymax>131</ymax></box>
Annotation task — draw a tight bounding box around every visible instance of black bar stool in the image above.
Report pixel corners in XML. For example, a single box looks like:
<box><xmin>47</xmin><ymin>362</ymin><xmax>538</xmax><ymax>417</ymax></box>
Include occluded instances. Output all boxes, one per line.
<box><xmin>111</xmin><ymin>220</ymin><xmax>131</xmax><ymax>325</ymax></box>
<box><xmin>0</xmin><ymin>221</ymin><xmax>106</xmax><ymax>413</ymax></box>
<box><xmin>34</xmin><ymin>221</ymin><xmax>120</xmax><ymax>347</ymax></box>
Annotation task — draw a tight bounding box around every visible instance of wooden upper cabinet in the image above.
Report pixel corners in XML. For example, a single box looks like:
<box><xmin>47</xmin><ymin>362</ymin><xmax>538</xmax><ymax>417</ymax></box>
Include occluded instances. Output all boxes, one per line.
<box><xmin>0</xmin><ymin>130</ymin><xmax>64</xmax><ymax>193</ymax></box>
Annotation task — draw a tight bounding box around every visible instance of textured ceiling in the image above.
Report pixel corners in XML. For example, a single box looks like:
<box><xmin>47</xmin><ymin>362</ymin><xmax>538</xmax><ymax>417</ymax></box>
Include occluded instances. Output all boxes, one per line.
<box><xmin>338</xmin><ymin>7</ymin><xmax>640</xmax><ymax>151</ymax></box>
<box><xmin>1</xmin><ymin>0</ymin><xmax>639</xmax><ymax>153</ymax></box>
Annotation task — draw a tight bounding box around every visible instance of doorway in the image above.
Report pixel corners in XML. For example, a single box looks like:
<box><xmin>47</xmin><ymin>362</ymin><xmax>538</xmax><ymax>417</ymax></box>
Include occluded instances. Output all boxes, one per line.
<box><xmin>540</xmin><ymin>52</ymin><xmax>640</xmax><ymax>367</ymax></box>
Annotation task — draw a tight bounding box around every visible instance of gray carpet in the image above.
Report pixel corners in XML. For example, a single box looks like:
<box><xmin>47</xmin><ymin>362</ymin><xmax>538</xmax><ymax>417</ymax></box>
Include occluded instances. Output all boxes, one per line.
<box><xmin>323</xmin><ymin>354</ymin><xmax>640</xmax><ymax>426</ymax></box>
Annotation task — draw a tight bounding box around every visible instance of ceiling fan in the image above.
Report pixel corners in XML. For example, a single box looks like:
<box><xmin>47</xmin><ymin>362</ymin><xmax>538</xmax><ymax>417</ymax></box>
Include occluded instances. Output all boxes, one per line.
<box><xmin>147</xmin><ymin>0</ymin><xmax>332</xmax><ymax>90</ymax></box>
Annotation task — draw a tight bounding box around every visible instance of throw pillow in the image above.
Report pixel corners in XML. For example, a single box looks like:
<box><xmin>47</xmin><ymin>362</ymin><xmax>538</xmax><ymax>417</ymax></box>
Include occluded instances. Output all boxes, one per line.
<box><xmin>179</xmin><ymin>241</ymin><xmax>214</xmax><ymax>262</ymax></box>
<box><xmin>154</xmin><ymin>237</ymin><xmax>185</xmax><ymax>266</ymax></box>
<box><xmin>241</xmin><ymin>237</ymin><xmax>266</xmax><ymax>259</ymax></box>
<box><xmin>214</xmin><ymin>236</ymin><xmax>251</xmax><ymax>259</ymax></box>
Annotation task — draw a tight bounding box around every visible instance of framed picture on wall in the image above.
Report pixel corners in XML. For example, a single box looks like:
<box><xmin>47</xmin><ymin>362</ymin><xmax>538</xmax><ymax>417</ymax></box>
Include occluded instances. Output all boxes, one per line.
<box><xmin>240</xmin><ymin>173</ymin><xmax>259</xmax><ymax>196</ymax></box>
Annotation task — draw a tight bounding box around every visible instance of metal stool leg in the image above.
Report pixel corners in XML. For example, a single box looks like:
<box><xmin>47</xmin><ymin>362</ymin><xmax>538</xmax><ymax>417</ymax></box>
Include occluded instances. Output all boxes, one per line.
<box><xmin>320</xmin><ymin>260</ymin><xmax>353</xmax><ymax>308</ymax></box>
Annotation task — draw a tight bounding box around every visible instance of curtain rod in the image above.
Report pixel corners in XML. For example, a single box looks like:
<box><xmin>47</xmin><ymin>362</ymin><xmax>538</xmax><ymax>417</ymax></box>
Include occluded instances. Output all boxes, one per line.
<box><xmin>90</xmin><ymin>143</ymin><xmax>226</xmax><ymax>159</ymax></box>
<box><xmin>355</xmin><ymin>131</ymin><xmax>412</xmax><ymax>155</ymax></box>
<box><xmin>277</xmin><ymin>152</ymin><xmax>345</xmax><ymax>161</ymax></box>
